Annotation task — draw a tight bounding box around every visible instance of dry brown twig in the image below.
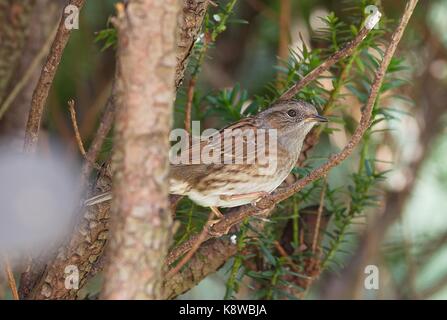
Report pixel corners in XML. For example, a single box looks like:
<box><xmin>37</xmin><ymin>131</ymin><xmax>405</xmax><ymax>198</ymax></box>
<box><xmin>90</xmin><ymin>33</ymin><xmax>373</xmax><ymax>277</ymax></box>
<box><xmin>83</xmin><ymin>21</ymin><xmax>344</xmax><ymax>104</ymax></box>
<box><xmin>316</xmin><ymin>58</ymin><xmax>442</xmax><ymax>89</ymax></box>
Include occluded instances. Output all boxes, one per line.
<box><xmin>23</xmin><ymin>0</ymin><xmax>86</xmax><ymax>153</ymax></box>
<box><xmin>80</xmin><ymin>95</ymin><xmax>115</xmax><ymax>183</ymax></box>
<box><xmin>273</xmin><ymin>241</ymin><xmax>301</xmax><ymax>274</ymax></box>
<box><xmin>68</xmin><ymin>100</ymin><xmax>86</xmax><ymax>157</ymax></box>
<box><xmin>68</xmin><ymin>99</ymin><xmax>102</xmax><ymax>170</ymax></box>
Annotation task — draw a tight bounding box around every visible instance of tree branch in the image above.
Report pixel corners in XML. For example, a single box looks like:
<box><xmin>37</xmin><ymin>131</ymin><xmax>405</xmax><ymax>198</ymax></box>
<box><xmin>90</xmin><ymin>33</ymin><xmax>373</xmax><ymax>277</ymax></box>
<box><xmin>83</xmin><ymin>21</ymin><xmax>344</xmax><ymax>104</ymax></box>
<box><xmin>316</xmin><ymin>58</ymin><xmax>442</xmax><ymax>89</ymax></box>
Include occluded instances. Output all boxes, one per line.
<box><xmin>23</xmin><ymin>0</ymin><xmax>86</xmax><ymax>153</ymax></box>
<box><xmin>80</xmin><ymin>94</ymin><xmax>116</xmax><ymax>186</ymax></box>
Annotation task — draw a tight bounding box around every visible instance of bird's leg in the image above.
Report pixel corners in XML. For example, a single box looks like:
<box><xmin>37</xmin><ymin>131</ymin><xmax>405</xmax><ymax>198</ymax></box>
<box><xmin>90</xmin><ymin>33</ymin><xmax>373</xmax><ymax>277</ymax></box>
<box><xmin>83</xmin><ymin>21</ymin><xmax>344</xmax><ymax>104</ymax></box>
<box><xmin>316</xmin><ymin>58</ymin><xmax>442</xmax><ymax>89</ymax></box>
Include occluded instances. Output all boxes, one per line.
<box><xmin>220</xmin><ymin>191</ymin><xmax>269</xmax><ymax>205</ymax></box>
<box><xmin>210</xmin><ymin>206</ymin><xmax>223</xmax><ymax>218</ymax></box>
<box><xmin>207</xmin><ymin>206</ymin><xmax>224</xmax><ymax>226</ymax></box>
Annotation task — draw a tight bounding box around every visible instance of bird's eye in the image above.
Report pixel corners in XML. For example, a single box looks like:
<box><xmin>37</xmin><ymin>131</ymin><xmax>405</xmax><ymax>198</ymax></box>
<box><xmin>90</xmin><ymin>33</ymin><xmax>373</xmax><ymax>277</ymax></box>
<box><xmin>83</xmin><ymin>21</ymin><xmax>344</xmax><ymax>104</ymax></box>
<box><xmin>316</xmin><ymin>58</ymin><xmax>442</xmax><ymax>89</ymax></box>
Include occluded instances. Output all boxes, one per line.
<box><xmin>287</xmin><ymin>109</ymin><xmax>297</xmax><ymax>117</ymax></box>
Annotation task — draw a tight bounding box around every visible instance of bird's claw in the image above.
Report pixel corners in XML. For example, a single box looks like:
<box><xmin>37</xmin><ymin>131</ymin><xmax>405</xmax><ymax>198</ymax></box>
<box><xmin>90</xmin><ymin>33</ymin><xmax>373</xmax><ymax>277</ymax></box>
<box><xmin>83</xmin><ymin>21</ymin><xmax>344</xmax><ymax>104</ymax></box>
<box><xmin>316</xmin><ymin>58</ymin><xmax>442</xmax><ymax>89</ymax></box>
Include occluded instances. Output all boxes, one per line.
<box><xmin>205</xmin><ymin>219</ymin><xmax>231</xmax><ymax>237</ymax></box>
<box><xmin>250</xmin><ymin>192</ymin><xmax>274</xmax><ymax>212</ymax></box>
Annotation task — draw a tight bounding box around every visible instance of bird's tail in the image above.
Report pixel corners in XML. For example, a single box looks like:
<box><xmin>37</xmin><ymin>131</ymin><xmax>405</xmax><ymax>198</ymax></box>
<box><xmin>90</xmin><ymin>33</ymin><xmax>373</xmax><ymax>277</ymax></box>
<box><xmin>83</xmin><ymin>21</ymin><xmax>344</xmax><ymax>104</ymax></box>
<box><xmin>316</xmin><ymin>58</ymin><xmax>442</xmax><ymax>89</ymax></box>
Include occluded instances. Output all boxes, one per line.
<box><xmin>84</xmin><ymin>191</ymin><xmax>112</xmax><ymax>206</ymax></box>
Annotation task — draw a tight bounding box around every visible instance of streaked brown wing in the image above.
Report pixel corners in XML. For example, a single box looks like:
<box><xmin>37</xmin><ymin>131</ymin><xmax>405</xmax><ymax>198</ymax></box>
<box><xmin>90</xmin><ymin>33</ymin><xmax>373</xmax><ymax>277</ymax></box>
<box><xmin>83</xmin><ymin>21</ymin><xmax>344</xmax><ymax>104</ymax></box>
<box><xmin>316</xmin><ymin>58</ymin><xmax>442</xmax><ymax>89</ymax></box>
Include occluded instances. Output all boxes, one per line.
<box><xmin>169</xmin><ymin>117</ymin><xmax>268</xmax><ymax>193</ymax></box>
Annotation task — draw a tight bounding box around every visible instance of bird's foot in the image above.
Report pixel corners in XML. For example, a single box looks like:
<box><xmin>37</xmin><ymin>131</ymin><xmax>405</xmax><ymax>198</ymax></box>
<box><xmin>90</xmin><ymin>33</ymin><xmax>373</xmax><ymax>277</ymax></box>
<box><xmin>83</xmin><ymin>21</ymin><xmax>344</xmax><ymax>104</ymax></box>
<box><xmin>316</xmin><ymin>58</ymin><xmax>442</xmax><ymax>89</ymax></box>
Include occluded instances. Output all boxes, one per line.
<box><xmin>205</xmin><ymin>207</ymin><xmax>230</xmax><ymax>237</ymax></box>
<box><xmin>205</xmin><ymin>217</ymin><xmax>231</xmax><ymax>237</ymax></box>
<box><xmin>248</xmin><ymin>191</ymin><xmax>270</xmax><ymax>207</ymax></box>
<box><xmin>251</xmin><ymin>193</ymin><xmax>275</xmax><ymax>213</ymax></box>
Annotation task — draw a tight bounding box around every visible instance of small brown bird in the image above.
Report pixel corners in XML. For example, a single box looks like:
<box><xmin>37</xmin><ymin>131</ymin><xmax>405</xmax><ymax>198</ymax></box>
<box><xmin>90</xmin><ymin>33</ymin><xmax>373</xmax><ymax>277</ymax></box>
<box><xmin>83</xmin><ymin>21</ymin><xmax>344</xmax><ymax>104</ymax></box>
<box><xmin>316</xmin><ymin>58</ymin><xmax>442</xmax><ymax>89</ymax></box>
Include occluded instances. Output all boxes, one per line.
<box><xmin>85</xmin><ymin>99</ymin><xmax>327</xmax><ymax>217</ymax></box>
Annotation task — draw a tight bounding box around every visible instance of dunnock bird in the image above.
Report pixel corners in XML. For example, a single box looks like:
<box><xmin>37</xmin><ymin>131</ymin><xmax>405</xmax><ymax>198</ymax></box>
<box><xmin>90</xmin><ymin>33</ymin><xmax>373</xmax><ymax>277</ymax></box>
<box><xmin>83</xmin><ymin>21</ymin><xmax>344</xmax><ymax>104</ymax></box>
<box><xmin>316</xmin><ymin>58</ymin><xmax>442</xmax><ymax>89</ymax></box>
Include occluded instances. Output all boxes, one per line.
<box><xmin>85</xmin><ymin>99</ymin><xmax>327</xmax><ymax>218</ymax></box>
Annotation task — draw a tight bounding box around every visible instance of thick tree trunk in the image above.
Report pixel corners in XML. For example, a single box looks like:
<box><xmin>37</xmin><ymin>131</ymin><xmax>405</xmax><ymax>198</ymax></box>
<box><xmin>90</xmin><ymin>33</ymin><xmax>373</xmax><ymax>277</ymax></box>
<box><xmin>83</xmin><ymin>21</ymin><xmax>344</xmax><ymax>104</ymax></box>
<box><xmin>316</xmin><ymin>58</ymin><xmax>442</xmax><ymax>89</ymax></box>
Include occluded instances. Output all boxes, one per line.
<box><xmin>100</xmin><ymin>0</ymin><xmax>180</xmax><ymax>299</ymax></box>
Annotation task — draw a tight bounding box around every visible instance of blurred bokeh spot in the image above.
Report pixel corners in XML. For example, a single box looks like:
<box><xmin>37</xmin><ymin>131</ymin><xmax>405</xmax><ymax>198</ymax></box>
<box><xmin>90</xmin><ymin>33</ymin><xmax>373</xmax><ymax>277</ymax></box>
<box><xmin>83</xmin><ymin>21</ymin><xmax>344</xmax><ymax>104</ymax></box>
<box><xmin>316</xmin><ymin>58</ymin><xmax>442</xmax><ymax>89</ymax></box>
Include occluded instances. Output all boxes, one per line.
<box><xmin>0</xmin><ymin>145</ymin><xmax>80</xmax><ymax>259</ymax></box>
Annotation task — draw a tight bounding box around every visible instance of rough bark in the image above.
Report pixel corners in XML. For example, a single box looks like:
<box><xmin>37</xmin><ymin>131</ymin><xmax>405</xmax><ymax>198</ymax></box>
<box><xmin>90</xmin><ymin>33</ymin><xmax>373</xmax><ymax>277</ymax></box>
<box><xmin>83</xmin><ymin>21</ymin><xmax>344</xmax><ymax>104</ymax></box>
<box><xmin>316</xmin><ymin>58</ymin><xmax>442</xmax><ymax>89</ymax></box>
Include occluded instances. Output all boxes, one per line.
<box><xmin>26</xmin><ymin>163</ymin><xmax>112</xmax><ymax>299</ymax></box>
<box><xmin>175</xmin><ymin>0</ymin><xmax>209</xmax><ymax>88</ymax></box>
<box><xmin>100</xmin><ymin>0</ymin><xmax>180</xmax><ymax>300</ymax></box>
<box><xmin>162</xmin><ymin>237</ymin><xmax>237</xmax><ymax>299</ymax></box>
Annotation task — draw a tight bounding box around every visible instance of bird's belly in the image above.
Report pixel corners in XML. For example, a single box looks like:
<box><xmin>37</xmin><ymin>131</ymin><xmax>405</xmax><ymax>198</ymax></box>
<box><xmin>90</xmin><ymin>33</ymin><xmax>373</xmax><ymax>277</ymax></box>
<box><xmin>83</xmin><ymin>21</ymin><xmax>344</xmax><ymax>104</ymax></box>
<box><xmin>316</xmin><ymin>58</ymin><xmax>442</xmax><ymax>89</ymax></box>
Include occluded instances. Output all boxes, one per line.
<box><xmin>186</xmin><ymin>169</ymin><xmax>289</xmax><ymax>208</ymax></box>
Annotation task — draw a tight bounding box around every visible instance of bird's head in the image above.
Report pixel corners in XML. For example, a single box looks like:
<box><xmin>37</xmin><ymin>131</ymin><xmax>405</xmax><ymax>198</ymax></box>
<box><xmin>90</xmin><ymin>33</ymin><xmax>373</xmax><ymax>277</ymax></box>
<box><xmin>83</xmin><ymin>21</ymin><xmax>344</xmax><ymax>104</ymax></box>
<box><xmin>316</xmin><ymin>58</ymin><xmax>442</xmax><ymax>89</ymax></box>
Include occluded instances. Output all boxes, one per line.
<box><xmin>258</xmin><ymin>99</ymin><xmax>328</xmax><ymax>135</ymax></box>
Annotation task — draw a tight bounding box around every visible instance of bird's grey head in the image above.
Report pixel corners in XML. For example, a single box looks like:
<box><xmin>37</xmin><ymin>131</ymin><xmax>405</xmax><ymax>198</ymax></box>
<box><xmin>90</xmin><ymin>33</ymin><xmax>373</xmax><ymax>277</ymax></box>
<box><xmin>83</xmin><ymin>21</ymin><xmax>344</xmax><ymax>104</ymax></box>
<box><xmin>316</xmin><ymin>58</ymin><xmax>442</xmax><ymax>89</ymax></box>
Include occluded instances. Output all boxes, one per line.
<box><xmin>257</xmin><ymin>99</ymin><xmax>328</xmax><ymax>135</ymax></box>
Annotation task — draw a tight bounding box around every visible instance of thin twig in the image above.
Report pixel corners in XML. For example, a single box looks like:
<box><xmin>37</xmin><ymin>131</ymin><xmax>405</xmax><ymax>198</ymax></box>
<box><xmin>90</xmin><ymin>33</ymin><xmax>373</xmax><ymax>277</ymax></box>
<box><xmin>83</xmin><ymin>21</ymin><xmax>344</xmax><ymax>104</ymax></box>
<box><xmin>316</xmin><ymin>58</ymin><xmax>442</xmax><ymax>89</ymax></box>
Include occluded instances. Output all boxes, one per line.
<box><xmin>274</xmin><ymin>241</ymin><xmax>301</xmax><ymax>274</ymax></box>
<box><xmin>166</xmin><ymin>211</ymin><xmax>215</xmax><ymax>277</ymax></box>
<box><xmin>68</xmin><ymin>99</ymin><xmax>87</xmax><ymax>157</ymax></box>
<box><xmin>68</xmin><ymin>99</ymin><xmax>103</xmax><ymax>171</ymax></box>
<box><xmin>23</xmin><ymin>0</ymin><xmax>86</xmax><ymax>153</ymax></box>
<box><xmin>80</xmin><ymin>94</ymin><xmax>116</xmax><ymax>185</ymax></box>
<box><xmin>0</xmin><ymin>23</ymin><xmax>59</xmax><ymax>120</ymax></box>
<box><xmin>3</xmin><ymin>258</ymin><xmax>19</xmax><ymax>300</ymax></box>
<box><xmin>184</xmin><ymin>78</ymin><xmax>196</xmax><ymax>134</ymax></box>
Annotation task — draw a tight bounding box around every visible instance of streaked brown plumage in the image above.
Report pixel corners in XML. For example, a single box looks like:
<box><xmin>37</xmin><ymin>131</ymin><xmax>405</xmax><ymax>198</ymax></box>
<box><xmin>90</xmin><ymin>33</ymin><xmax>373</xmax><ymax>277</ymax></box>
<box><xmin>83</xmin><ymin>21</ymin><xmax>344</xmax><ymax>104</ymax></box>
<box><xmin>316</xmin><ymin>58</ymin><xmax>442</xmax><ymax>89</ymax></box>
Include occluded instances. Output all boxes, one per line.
<box><xmin>169</xmin><ymin>99</ymin><xmax>327</xmax><ymax>207</ymax></box>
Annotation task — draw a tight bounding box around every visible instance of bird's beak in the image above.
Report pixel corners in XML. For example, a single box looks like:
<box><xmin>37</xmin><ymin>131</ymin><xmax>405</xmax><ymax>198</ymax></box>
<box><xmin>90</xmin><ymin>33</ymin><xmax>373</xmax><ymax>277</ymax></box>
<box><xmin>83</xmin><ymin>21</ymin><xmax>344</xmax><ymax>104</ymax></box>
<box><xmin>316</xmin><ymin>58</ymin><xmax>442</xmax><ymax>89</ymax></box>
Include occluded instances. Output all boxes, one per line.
<box><xmin>305</xmin><ymin>114</ymin><xmax>328</xmax><ymax>123</ymax></box>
